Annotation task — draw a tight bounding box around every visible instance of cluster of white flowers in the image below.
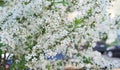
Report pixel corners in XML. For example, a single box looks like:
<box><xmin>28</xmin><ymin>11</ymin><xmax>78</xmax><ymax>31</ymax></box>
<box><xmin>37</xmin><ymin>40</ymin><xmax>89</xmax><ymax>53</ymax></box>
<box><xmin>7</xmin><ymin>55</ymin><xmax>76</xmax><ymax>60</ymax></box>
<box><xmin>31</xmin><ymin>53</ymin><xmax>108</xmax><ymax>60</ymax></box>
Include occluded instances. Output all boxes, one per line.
<box><xmin>81</xmin><ymin>50</ymin><xmax>120</xmax><ymax>69</ymax></box>
<box><xmin>0</xmin><ymin>0</ymin><xmax>120</xmax><ymax>69</ymax></box>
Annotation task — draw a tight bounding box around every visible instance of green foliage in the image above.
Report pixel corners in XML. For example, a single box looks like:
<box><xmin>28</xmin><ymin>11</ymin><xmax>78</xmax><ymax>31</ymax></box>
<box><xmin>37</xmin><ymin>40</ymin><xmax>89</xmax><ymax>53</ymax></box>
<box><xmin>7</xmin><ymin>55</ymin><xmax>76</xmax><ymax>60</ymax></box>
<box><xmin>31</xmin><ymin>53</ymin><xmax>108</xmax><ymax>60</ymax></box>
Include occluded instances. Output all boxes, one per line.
<box><xmin>16</xmin><ymin>17</ymin><xmax>27</xmax><ymax>23</ymax></box>
<box><xmin>73</xmin><ymin>10</ymin><xmax>94</xmax><ymax>29</ymax></box>
<box><xmin>47</xmin><ymin>0</ymin><xmax>68</xmax><ymax>10</ymax></box>
<box><xmin>9</xmin><ymin>56</ymin><xmax>28</xmax><ymax>70</ymax></box>
<box><xmin>24</xmin><ymin>39</ymin><xmax>37</xmax><ymax>50</ymax></box>
<box><xmin>46</xmin><ymin>64</ymin><xmax>51</xmax><ymax>70</ymax></box>
<box><xmin>0</xmin><ymin>1</ymin><xmax>5</xmax><ymax>6</ymax></box>
<box><xmin>24</xmin><ymin>1</ymin><xmax>31</xmax><ymax>5</ymax></box>
<box><xmin>71</xmin><ymin>0</ymin><xmax>77</xmax><ymax>5</ymax></box>
<box><xmin>0</xmin><ymin>49</ymin><xmax>2</xmax><ymax>55</ymax></box>
<box><xmin>38</xmin><ymin>25</ymin><xmax>46</xmax><ymax>35</ymax></box>
<box><xmin>24</xmin><ymin>24</ymin><xmax>46</xmax><ymax>50</ymax></box>
<box><xmin>82</xmin><ymin>56</ymin><xmax>91</xmax><ymax>64</ymax></box>
<box><xmin>74</xmin><ymin>18</ymin><xmax>84</xmax><ymax>27</ymax></box>
<box><xmin>99</xmin><ymin>32</ymin><xmax>108</xmax><ymax>41</ymax></box>
<box><xmin>87</xmin><ymin>8</ymin><xmax>92</xmax><ymax>16</ymax></box>
<box><xmin>77</xmin><ymin>53</ymin><xmax>81</xmax><ymax>57</ymax></box>
<box><xmin>0</xmin><ymin>43</ymin><xmax>5</xmax><ymax>47</ymax></box>
<box><xmin>26</xmin><ymin>35</ymin><xmax>32</xmax><ymax>40</ymax></box>
<box><xmin>57</xmin><ymin>61</ymin><xmax>63</xmax><ymax>66</ymax></box>
<box><xmin>55</xmin><ymin>0</ymin><xmax>68</xmax><ymax>6</ymax></box>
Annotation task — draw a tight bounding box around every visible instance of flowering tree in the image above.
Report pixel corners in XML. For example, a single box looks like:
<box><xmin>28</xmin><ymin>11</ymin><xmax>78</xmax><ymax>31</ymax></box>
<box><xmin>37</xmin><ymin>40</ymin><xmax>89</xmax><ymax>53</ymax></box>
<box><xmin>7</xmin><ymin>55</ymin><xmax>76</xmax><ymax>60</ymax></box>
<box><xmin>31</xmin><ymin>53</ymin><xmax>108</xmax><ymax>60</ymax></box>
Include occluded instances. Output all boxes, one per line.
<box><xmin>0</xmin><ymin>0</ymin><xmax>120</xmax><ymax>69</ymax></box>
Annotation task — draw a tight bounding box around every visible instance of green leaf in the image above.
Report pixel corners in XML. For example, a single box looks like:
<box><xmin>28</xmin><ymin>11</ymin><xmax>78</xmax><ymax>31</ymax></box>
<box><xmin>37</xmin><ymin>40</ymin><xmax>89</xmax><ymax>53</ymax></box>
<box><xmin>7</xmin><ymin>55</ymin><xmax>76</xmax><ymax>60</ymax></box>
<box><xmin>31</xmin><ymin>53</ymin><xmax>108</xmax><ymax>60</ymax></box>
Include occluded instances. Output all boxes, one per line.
<box><xmin>77</xmin><ymin>53</ymin><xmax>81</xmax><ymax>57</ymax></box>
<box><xmin>54</xmin><ymin>0</ymin><xmax>68</xmax><ymax>6</ymax></box>
<box><xmin>0</xmin><ymin>49</ymin><xmax>2</xmax><ymax>55</ymax></box>
<box><xmin>38</xmin><ymin>25</ymin><xmax>46</xmax><ymax>35</ymax></box>
<box><xmin>57</xmin><ymin>61</ymin><xmax>62</xmax><ymax>66</ymax></box>
<box><xmin>62</xmin><ymin>0</ymin><xmax>68</xmax><ymax>6</ymax></box>
<box><xmin>26</xmin><ymin>35</ymin><xmax>32</xmax><ymax>39</ymax></box>
<box><xmin>32</xmin><ymin>40</ymin><xmax>37</xmax><ymax>46</ymax></box>
<box><xmin>74</xmin><ymin>18</ymin><xmax>84</xmax><ymax>27</ymax></box>
<box><xmin>87</xmin><ymin>8</ymin><xmax>92</xmax><ymax>16</ymax></box>
<box><xmin>24</xmin><ymin>0</ymin><xmax>31</xmax><ymax>5</ymax></box>
<box><xmin>46</xmin><ymin>64</ymin><xmax>51</xmax><ymax>70</ymax></box>
<box><xmin>10</xmin><ymin>56</ymin><xmax>28</xmax><ymax>70</ymax></box>
<box><xmin>83</xmin><ymin>56</ymin><xmax>91</xmax><ymax>63</ymax></box>
<box><xmin>25</xmin><ymin>41</ymin><xmax>29</xmax><ymax>46</ymax></box>
<box><xmin>0</xmin><ymin>1</ymin><xmax>5</xmax><ymax>6</ymax></box>
<box><xmin>0</xmin><ymin>43</ymin><xmax>5</xmax><ymax>47</ymax></box>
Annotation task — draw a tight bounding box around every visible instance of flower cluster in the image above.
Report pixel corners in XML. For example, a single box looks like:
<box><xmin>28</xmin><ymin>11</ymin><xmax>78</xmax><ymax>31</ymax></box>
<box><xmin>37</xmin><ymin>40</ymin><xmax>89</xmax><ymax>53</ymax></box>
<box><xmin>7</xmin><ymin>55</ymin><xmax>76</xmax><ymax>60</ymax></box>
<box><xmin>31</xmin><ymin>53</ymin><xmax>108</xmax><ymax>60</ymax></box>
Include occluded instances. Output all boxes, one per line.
<box><xmin>0</xmin><ymin>0</ymin><xmax>120</xmax><ymax>69</ymax></box>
